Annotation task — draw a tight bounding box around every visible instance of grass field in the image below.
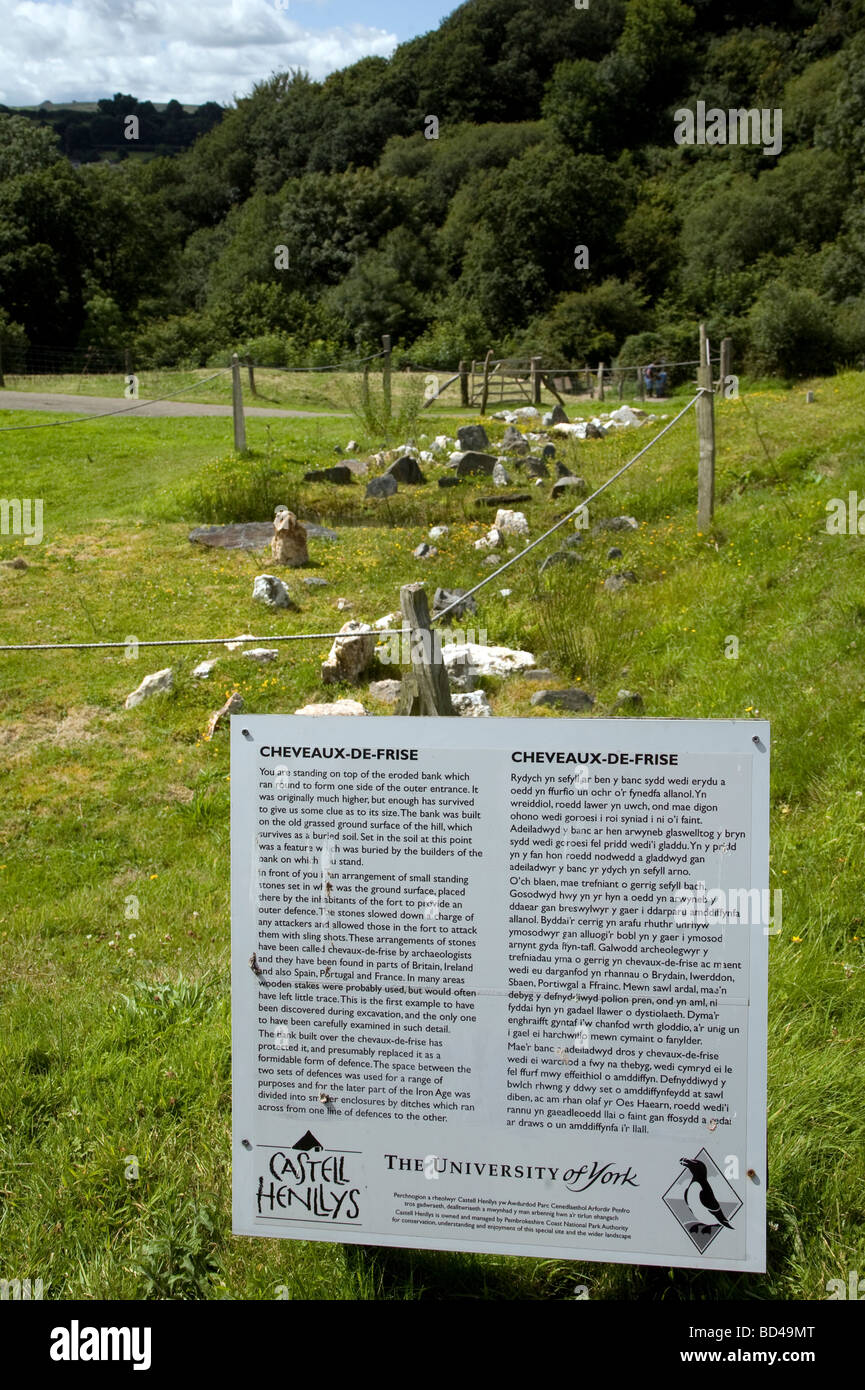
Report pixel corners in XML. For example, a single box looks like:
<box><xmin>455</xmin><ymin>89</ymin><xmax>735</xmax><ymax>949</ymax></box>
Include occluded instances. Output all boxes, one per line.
<box><xmin>0</xmin><ymin>374</ymin><xmax>863</xmax><ymax>1300</ymax></box>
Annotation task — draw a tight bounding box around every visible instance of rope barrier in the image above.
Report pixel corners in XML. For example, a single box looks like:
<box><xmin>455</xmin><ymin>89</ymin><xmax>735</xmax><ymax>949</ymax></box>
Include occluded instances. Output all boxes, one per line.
<box><xmin>0</xmin><ymin>390</ymin><xmax>708</xmax><ymax>654</ymax></box>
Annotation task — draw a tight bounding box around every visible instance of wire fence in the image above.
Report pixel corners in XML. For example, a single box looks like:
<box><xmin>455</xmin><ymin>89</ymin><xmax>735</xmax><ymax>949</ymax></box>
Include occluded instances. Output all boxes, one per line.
<box><xmin>0</xmin><ymin>368</ymin><xmax>232</xmax><ymax>433</ymax></box>
<box><xmin>0</xmin><ymin>389</ymin><xmax>708</xmax><ymax>654</ymax></box>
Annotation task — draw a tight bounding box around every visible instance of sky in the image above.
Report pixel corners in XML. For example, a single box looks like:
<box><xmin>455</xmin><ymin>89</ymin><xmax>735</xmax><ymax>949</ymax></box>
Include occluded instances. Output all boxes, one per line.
<box><xmin>0</xmin><ymin>0</ymin><xmax>461</xmax><ymax>107</ymax></box>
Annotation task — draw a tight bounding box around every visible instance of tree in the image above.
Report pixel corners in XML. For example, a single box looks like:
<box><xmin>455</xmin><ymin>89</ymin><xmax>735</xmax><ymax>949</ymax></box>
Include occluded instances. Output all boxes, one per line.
<box><xmin>0</xmin><ymin>114</ymin><xmax>61</xmax><ymax>181</ymax></box>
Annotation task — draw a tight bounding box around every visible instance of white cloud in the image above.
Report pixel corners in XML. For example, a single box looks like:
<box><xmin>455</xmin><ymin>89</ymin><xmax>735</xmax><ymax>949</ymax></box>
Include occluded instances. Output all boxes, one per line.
<box><xmin>0</xmin><ymin>0</ymin><xmax>398</xmax><ymax>105</ymax></box>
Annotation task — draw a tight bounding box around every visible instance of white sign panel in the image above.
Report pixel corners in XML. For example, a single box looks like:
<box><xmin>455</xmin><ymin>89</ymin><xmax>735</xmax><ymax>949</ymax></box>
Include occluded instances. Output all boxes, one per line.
<box><xmin>232</xmin><ymin>716</ymin><xmax>769</xmax><ymax>1271</ymax></box>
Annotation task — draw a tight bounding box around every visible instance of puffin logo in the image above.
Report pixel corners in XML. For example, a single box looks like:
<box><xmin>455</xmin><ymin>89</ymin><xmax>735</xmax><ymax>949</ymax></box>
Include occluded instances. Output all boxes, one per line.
<box><xmin>662</xmin><ymin>1148</ymin><xmax>742</xmax><ymax>1253</ymax></box>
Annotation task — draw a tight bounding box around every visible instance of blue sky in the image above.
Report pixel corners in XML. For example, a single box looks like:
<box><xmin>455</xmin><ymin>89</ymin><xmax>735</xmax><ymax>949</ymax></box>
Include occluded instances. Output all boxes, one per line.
<box><xmin>0</xmin><ymin>0</ymin><xmax>463</xmax><ymax>107</ymax></box>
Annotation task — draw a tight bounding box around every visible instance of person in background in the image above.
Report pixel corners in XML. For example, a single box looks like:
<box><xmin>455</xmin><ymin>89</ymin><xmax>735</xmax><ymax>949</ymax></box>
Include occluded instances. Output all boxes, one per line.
<box><xmin>644</xmin><ymin>363</ymin><xmax>656</xmax><ymax>396</ymax></box>
<box><xmin>654</xmin><ymin>364</ymin><xmax>668</xmax><ymax>398</ymax></box>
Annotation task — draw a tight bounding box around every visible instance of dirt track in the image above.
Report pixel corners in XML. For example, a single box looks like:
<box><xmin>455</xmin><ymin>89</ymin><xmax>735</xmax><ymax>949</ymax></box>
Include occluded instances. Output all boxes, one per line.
<box><xmin>0</xmin><ymin>390</ymin><xmax>348</xmax><ymax>419</ymax></box>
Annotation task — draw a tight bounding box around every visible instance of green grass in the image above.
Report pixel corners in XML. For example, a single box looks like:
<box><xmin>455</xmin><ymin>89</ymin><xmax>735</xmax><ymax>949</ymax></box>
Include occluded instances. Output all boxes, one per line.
<box><xmin>0</xmin><ymin>374</ymin><xmax>863</xmax><ymax>1299</ymax></box>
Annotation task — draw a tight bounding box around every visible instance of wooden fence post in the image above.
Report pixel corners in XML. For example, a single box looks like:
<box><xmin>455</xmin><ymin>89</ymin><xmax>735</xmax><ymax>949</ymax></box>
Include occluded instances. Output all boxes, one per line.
<box><xmin>459</xmin><ymin>360</ymin><xmax>469</xmax><ymax>407</ymax></box>
<box><xmin>597</xmin><ymin>361</ymin><xmax>605</xmax><ymax>403</ymax></box>
<box><xmin>231</xmin><ymin>353</ymin><xmax>247</xmax><ymax>452</ymax></box>
<box><xmin>381</xmin><ymin>333</ymin><xmax>392</xmax><ymax>421</ymax></box>
<box><xmin>719</xmin><ymin>337</ymin><xmax>732</xmax><ymax>394</ymax></box>
<box><xmin>396</xmin><ymin>583</ymin><xmax>455</xmax><ymax>717</ymax></box>
<box><xmin>246</xmin><ymin>356</ymin><xmax>257</xmax><ymax>396</ymax></box>
<box><xmin>697</xmin><ymin>323</ymin><xmax>715</xmax><ymax>530</ymax></box>
<box><xmin>479</xmin><ymin>349</ymin><xmax>493</xmax><ymax>416</ymax></box>
<box><xmin>530</xmin><ymin>356</ymin><xmax>542</xmax><ymax>405</ymax></box>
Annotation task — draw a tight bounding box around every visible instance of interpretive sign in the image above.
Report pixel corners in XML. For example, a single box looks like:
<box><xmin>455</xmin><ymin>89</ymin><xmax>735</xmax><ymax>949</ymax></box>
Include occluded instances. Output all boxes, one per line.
<box><xmin>231</xmin><ymin>716</ymin><xmax>769</xmax><ymax>1271</ymax></box>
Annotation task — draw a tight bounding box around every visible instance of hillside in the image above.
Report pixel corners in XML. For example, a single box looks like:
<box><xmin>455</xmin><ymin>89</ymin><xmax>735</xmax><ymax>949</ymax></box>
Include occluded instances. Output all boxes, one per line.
<box><xmin>0</xmin><ymin>0</ymin><xmax>864</xmax><ymax>376</ymax></box>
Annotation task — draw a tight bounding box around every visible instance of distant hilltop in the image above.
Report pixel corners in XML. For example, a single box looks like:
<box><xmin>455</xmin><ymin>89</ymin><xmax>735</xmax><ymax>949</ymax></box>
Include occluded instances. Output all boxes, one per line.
<box><xmin>12</xmin><ymin>99</ymin><xmax>208</xmax><ymax>114</ymax></box>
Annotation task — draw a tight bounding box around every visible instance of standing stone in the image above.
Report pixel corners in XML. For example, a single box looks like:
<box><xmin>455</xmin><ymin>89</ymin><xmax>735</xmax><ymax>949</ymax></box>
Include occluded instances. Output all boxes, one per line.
<box><xmin>551</xmin><ymin>476</ymin><xmax>588</xmax><ymax>499</ymax></box>
<box><xmin>456</xmin><ymin>452</ymin><xmax>497</xmax><ymax>478</ymax></box>
<box><xmin>295</xmin><ymin>699</ymin><xmax>366</xmax><ymax>716</ymax></box>
<box><xmin>303</xmin><ymin>465</ymin><xmax>353</xmax><ymax>484</ymax></box>
<box><xmin>204</xmin><ymin>690</ymin><xmax>244</xmax><ymax>740</ymax></box>
<box><xmin>433</xmin><ymin>587</ymin><xmax>478</xmax><ymax>620</ymax></box>
<box><xmin>492</xmin><ymin>461</ymin><xmax>510</xmax><ymax>486</ymax></box>
<box><xmin>386</xmin><ymin>455</ymin><xmax>426</xmax><ymax>485</ymax></box>
<box><xmin>457</xmin><ymin>424</ymin><xmax>490</xmax><ymax>452</ymax></box>
<box><xmin>321</xmin><ymin>621</ymin><xmax>376</xmax><ymax>685</ymax></box>
<box><xmin>525</xmin><ymin>457</ymin><xmax>550</xmax><ymax>479</ymax></box>
<box><xmin>530</xmin><ymin>688</ymin><xmax>595</xmax><ymax>711</ymax></box>
<box><xmin>539</xmin><ymin>550</ymin><xmax>581</xmax><ymax>574</ymax></box>
<box><xmin>365</xmin><ymin>474</ymin><xmax>398</xmax><ymax>499</ymax></box>
<box><xmin>500</xmin><ymin>425</ymin><xmax>528</xmax><ymax>454</ymax></box>
<box><xmin>271</xmin><ymin>508</ymin><xmax>308</xmax><ymax>567</ymax></box>
<box><xmin>125</xmin><ymin>668</ymin><xmax>174</xmax><ymax>709</ymax></box>
<box><xmin>252</xmin><ymin>574</ymin><xmax>296</xmax><ymax>609</ymax></box>
<box><xmin>493</xmin><ymin>508</ymin><xmax>529</xmax><ymax>538</ymax></box>
<box><xmin>550</xmin><ymin>405</ymin><xmax>569</xmax><ymax>425</ymax></box>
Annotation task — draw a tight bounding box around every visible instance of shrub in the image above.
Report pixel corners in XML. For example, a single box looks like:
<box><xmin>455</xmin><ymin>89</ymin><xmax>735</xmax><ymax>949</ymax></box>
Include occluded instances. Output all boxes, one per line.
<box><xmin>748</xmin><ymin>283</ymin><xmax>837</xmax><ymax>378</ymax></box>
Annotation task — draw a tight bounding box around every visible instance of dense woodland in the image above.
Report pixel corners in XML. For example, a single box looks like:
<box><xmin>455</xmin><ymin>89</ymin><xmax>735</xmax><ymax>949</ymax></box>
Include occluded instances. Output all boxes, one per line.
<box><xmin>1</xmin><ymin>0</ymin><xmax>864</xmax><ymax>377</ymax></box>
<box><xmin>0</xmin><ymin>94</ymin><xmax>223</xmax><ymax>162</ymax></box>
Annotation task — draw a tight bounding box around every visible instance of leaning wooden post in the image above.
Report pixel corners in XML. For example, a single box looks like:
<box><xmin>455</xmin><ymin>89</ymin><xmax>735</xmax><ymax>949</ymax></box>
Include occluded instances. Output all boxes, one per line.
<box><xmin>479</xmin><ymin>349</ymin><xmax>493</xmax><ymax>416</ymax></box>
<box><xmin>396</xmin><ymin>583</ymin><xmax>455</xmax><ymax>717</ymax></box>
<box><xmin>697</xmin><ymin>322</ymin><xmax>715</xmax><ymax>530</ymax></box>
<box><xmin>246</xmin><ymin>355</ymin><xmax>257</xmax><ymax>396</ymax></box>
<box><xmin>231</xmin><ymin>352</ymin><xmax>247</xmax><ymax>452</ymax></box>
<box><xmin>381</xmin><ymin>333</ymin><xmax>392</xmax><ymax>422</ymax></box>
<box><xmin>530</xmin><ymin>355</ymin><xmax>542</xmax><ymax>405</ymax></box>
<box><xmin>597</xmin><ymin>361</ymin><xmax>605</xmax><ymax>403</ymax></box>
<box><xmin>719</xmin><ymin>337</ymin><xmax>732</xmax><ymax>394</ymax></box>
<box><xmin>459</xmin><ymin>359</ymin><xmax>469</xmax><ymax>407</ymax></box>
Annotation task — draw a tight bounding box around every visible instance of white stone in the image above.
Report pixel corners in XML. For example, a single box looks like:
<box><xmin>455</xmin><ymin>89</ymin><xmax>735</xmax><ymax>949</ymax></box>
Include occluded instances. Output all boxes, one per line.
<box><xmin>440</xmin><ymin>642</ymin><xmax>536</xmax><ymax>677</ymax></box>
<box><xmin>499</xmin><ymin>589</ymin><xmax>512</xmax><ymax>597</ymax></box>
<box><xmin>452</xmin><ymin>691</ymin><xmax>493</xmax><ymax>717</ymax></box>
<box><xmin>373</xmin><ymin>611</ymin><xmax>403</xmax><ymax>631</ymax></box>
<box><xmin>224</xmin><ymin>633</ymin><xmax>256</xmax><ymax>651</ymax></box>
<box><xmin>125</xmin><ymin>667</ymin><xmax>174</xmax><ymax>709</ymax></box>
<box><xmin>419</xmin><ymin>451</ymin><xmax>435</xmax><ymax>463</ymax></box>
<box><xmin>242</xmin><ymin>648</ymin><xmax>279</xmax><ymax>663</ymax></box>
<box><xmin>295</xmin><ymin>700</ymin><xmax>366</xmax><ymax>716</ymax></box>
<box><xmin>609</xmin><ymin>405</ymin><xmax>645</xmax><ymax>428</ymax></box>
<box><xmin>321</xmin><ymin>621</ymin><xmax>375</xmax><ymax>685</ymax></box>
<box><xmin>429</xmin><ymin>525</ymin><xmax>449</xmax><ymax>540</ymax></box>
<box><xmin>369</xmin><ymin>679</ymin><xmax>402</xmax><ymax>704</ymax></box>
<box><xmin>513</xmin><ymin>406</ymin><xmax>540</xmax><ymax>420</ymax></box>
<box><xmin>345</xmin><ymin>440</ymin><xmax>358</xmax><ymax>452</ymax></box>
<box><xmin>493</xmin><ymin>508</ymin><xmax>529</xmax><ymax>538</ymax></box>
<box><xmin>192</xmin><ymin>659</ymin><xmax>218</xmax><ymax>679</ymax></box>
<box><xmin>473</xmin><ymin>527</ymin><xmax>502</xmax><ymax>551</ymax></box>
<box><xmin>252</xmin><ymin>574</ymin><xmax>293</xmax><ymax>608</ymax></box>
